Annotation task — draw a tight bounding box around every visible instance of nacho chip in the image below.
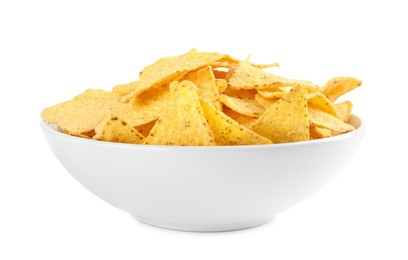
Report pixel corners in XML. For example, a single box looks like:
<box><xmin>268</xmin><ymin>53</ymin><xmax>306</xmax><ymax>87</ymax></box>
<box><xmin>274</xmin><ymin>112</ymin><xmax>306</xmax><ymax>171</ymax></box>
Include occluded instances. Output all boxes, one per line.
<box><xmin>251</xmin><ymin>86</ymin><xmax>309</xmax><ymax>143</ymax></box>
<box><xmin>215</xmin><ymin>78</ymin><xmax>228</xmax><ymax>94</ymax></box>
<box><xmin>181</xmin><ymin>66</ymin><xmax>222</xmax><ymax>110</ymax></box>
<box><xmin>93</xmin><ymin>114</ymin><xmax>145</xmax><ymax>144</ymax></box>
<box><xmin>124</xmin><ymin>49</ymin><xmax>225</xmax><ymax>101</ymax></box>
<box><xmin>308</xmin><ymin>107</ymin><xmax>355</xmax><ymax>133</ymax></box>
<box><xmin>257</xmin><ymin>89</ymin><xmax>288</xmax><ymax>99</ymax></box>
<box><xmin>307</xmin><ymin>92</ymin><xmax>336</xmax><ymax>116</ymax></box>
<box><xmin>144</xmin><ymin>81</ymin><xmax>216</xmax><ymax>146</ymax></box>
<box><xmin>213</xmin><ymin>69</ymin><xmax>228</xmax><ymax>79</ymax></box>
<box><xmin>200</xmin><ymin>100</ymin><xmax>272</xmax><ymax>145</ymax></box>
<box><xmin>226</xmin><ymin>61</ymin><xmax>319</xmax><ymax>92</ymax></box>
<box><xmin>218</xmin><ymin>54</ymin><xmax>280</xmax><ymax>69</ymax></box>
<box><xmin>112</xmin><ymin>87</ymin><xmax>171</xmax><ymax>127</ymax></box>
<box><xmin>334</xmin><ymin>101</ymin><xmax>353</xmax><ymax>122</ymax></box>
<box><xmin>113</xmin><ymin>81</ymin><xmax>138</xmax><ymax>97</ymax></box>
<box><xmin>254</xmin><ymin>94</ymin><xmax>280</xmax><ymax>109</ymax></box>
<box><xmin>222</xmin><ymin>106</ymin><xmax>258</xmax><ymax>129</ymax></box>
<box><xmin>219</xmin><ymin>91</ymin><xmax>265</xmax><ymax>118</ymax></box>
<box><xmin>320</xmin><ymin>77</ymin><xmax>362</xmax><ymax>102</ymax></box>
<box><xmin>41</xmin><ymin>89</ymin><xmax>121</xmax><ymax>136</ymax></box>
<box><xmin>134</xmin><ymin>120</ymin><xmax>157</xmax><ymax>137</ymax></box>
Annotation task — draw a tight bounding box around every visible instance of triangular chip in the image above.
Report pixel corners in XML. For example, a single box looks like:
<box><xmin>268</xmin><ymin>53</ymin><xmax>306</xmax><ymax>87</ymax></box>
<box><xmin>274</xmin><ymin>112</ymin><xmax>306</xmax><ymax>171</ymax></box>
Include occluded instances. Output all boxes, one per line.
<box><xmin>307</xmin><ymin>92</ymin><xmax>336</xmax><ymax>116</ymax></box>
<box><xmin>124</xmin><ymin>49</ymin><xmax>225</xmax><ymax>100</ymax></box>
<box><xmin>93</xmin><ymin>114</ymin><xmax>145</xmax><ymax>144</ymax></box>
<box><xmin>222</xmin><ymin>106</ymin><xmax>258</xmax><ymax>129</ymax></box>
<box><xmin>41</xmin><ymin>89</ymin><xmax>122</xmax><ymax>136</ymax></box>
<box><xmin>181</xmin><ymin>66</ymin><xmax>222</xmax><ymax>110</ymax></box>
<box><xmin>112</xmin><ymin>87</ymin><xmax>172</xmax><ymax>127</ymax></box>
<box><xmin>219</xmin><ymin>90</ymin><xmax>265</xmax><ymax>118</ymax></box>
<box><xmin>334</xmin><ymin>101</ymin><xmax>353</xmax><ymax>122</ymax></box>
<box><xmin>251</xmin><ymin>86</ymin><xmax>309</xmax><ymax>143</ymax></box>
<box><xmin>200</xmin><ymin>100</ymin><xmax>272</xmax><ymax>145</ymax></box>
<box><xmin>144</xmin><ymin>81</ymin><xmax>216</xmax><ymax>146</ymax></box>
<box><xmin>308</xmin><ymin>107</ymin><xmax>355</xmax><ymax>133</ymax></box>
<box><xmin>226</xmin><ymin>61</ymin><xmax>319</xmax><ymax>92</ymax></box>
<box><xmin>320</xmin><ymin>77</ymin><xmax>362</xmax><ymax>102</ymax></box>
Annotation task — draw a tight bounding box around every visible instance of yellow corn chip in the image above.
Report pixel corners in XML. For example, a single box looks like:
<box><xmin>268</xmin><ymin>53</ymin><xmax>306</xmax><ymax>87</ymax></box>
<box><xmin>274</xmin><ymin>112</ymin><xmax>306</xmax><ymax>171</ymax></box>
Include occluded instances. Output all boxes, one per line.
<box><xmin>334</xmin><ymin>101</ymin><xmax>353</xmax><ymax>122</ymax></box>
<box><xmin>308</xmin><ymin>107</ymin><xmax>355</xmax><ymax>133</ymax></box>
<box><xmin>320</xmin><ymin>77</ymin><xmax>362</xmax><ymax>102</ymax></box>
<box><xmin>144</xmin><ymin>81</ymin><xmax>216</xmax><ymax>146</ymax></box>
<box><xmin>222</xmin><ymin>106</ymin><xmax>258</xmax><ymax>129</ymax></box>
<box><xmin>254</xmin><ymin>93</ymin><xmax>280</xmax><ymax>109</ymax></box>
<box><xmin>93</xmin><ymin>114</ymin><xmax>145</xmax><ymax>144</ymax></box>
<box><xmin>41</xmin><ymin>89</ymin><xmax>121</xmax><ymax>136</ymax></box>
<box><xmin>124</xmin><ymin>49</ymin><xmax>225</xmax><ymax>100</ymax></box>
<box><xmin>226</xmin><ymin>61</ymin><xmax>319</xmax><ymax>92</ymax></box>
<box><xmin>215</xmin><ymin>78</ymin><xmax>228</xmax><ymax>94</ymax></box>
<box><xmin>257</xmin><ymin>89</ymin><xmax>288</xmax><ymax>99</ymax></box>
<box><xmin>307</xmin><ymin>92</ymin><xmax>337</xmax><ymax>116</ymax></box>
<box><xmin>251</xmin><ymin>86</ymin><xmax>309</xmax><ymax>143</ymax></box>
<box><xmin>181</xmin><ymin>66</ymin><xmax>222</xmax><ymax>110</ymax></box>
<box><xmin>219</xmin><ymin>92</ymin><xmax>265</xmax><ymax>118</ymax></box>
<box><xmin>112</xmin><ymin>87</ymin><xmax>171</xmax><ymax>127</ymax></box>
<box><xmin>134</xmin><ymin>120</ymin><xmax>157</xmax><ymax>137</ymax></box>
<box><xmin>200</xmin><ymin>100</ymin><xmax>272</xmax><ymax>145</ymax></box>
<box><xmin>112</xmin><ymin>81</ymin><xmax>138</xmax><ymax>97</ymax></box>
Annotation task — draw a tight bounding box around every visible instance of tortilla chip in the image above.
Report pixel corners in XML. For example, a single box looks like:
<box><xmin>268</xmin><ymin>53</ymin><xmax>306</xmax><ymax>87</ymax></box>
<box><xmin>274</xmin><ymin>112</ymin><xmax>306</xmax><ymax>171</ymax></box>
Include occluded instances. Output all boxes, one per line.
<box><xmin>124</xmin><ymin>49</ymin><xmax>225</xmax><ymax>100</ymax></box>
<box><xmin>251</xmin><ymin>86</ymin><xmax>309</xmax><ymax>143</ymax></box>
<box><xmin>320</xmin><ymin>77</ymin><xmax>362</xmax><ymax>102</ymax></box>
<box><xmin>200</xmin><ymin>100</ymin><xmax>272</xmax><ymax>145</ymax></box>
<box><xmin>144</xmin><ymin>81</ymin><xmax>216</xmax><ymax>146</ymax></box>
<box><xmin>307</xmin><ymin>92</ymin><xmax>336</xmax><ymax>116</ymax></box>
<box><xmin>219</xmin><ymin>91</ymin><xmax>265</xmax><ymax>118</ymax></box>
<box><xmin>226</xmin><ymin>61</ymin><xmax>319</xmax><ymax>92</ymax></box>
<box><xmin>308</xmin><ymin>107</ymin><xmax>355</xmax><ymax>133</ymax></box>
<box><xmin>93</xmin><ymin>114</ymin><xmax>145</xmax><ymax>144</ymax></box>
<box><xmin>334</xmin><ymin>101</ymin><xmax>353</xmax><ymax>122</ymax></box>
<box><xmin>181</xmin><ymin>66</ymin><xmax>222</xmax><ymax>110</ymax></box>
<box><xmin>41</xmin><ymin>89</ymin><xmax>121</xmax><ymax>136</ymax></box>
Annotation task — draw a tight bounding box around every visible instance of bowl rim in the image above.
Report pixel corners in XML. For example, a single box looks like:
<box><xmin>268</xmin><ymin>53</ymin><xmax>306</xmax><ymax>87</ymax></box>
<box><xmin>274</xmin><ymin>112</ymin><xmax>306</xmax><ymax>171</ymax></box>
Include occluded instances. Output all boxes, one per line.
<box><xmin>40</xmin><ymin>113</ymin><xmax>365</xmax><ymax>151</ymax></box>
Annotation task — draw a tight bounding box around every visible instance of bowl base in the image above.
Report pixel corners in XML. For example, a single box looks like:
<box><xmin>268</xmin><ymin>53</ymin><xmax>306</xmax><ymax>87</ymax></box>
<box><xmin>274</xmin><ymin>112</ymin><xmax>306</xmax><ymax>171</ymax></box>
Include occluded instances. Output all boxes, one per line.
<box><xmin>132</xmin><ymin>215</ymin><xmax>273</xmax><ymax>232</ymax></box>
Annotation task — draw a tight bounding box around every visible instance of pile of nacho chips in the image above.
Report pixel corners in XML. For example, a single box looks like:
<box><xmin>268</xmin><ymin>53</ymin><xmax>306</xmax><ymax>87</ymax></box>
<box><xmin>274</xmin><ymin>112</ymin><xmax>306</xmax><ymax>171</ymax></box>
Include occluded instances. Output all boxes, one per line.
<box><xmin>41</xmin><ymin>49</ymin><xmax>361</xmax><ymax>146</ymax></box>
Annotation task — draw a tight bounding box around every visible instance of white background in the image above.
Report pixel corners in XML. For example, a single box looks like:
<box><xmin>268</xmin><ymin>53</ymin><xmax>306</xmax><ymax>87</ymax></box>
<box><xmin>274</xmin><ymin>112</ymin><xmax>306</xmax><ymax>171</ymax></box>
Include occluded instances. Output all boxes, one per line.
<box><xmin>1</xmin><ymin>0</ymin><xmax>407</xmax><ymax>259</ymax></box>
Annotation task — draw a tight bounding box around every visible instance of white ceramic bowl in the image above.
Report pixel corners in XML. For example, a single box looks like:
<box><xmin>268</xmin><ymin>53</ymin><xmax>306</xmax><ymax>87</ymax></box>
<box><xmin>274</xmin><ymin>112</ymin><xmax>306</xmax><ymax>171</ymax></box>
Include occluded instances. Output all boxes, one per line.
<box><xmin>41</xmin><ymin>114</ymin><xmax>365</xmax><ymax>232</ymax></box>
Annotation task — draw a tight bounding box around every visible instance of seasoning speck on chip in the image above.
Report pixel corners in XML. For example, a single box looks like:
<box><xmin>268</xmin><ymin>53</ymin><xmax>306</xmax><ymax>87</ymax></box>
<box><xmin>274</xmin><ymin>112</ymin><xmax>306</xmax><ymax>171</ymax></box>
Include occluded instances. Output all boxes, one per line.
<box><xmin>41</xmin><ymin>49</ymin><xmax>361</xmax><ymax>146</ymax></box>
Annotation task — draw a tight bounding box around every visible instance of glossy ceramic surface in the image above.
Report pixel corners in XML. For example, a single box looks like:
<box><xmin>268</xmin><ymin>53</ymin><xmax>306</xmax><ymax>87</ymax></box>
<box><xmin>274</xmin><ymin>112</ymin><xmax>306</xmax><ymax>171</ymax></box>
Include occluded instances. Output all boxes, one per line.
<box><xmin>41</xmin><ymin>115</ymin><xmax>365</xmax><ymax>231</ymax></box>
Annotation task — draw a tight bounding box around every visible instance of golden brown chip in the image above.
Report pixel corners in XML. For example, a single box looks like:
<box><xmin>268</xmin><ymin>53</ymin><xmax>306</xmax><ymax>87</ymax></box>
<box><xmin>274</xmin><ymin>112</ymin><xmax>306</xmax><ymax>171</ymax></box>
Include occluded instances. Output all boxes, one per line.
<box><xmin>134</xmin><ymin>120</ymin><xmax>157</xmax><ymax>137</ymax></box>
<box><xmin>181</xmin><ymin>66</ymin><xmax>222</xmax><ymax>110</ymax></box>
<box><xmin>215</xmin><ymin>78</ymin><xmax>228</xmax><ymax>94</ymax></box>
<box><xmin>307</xmin><ymin>92</ymin><xmax>336</xmax><ymax>116</ymax></box>
<box><xmin>212</xmin><ymin>69</ymin><xmax>228</xmax><ymax>79</ymax></box>
<box><xmin>219</xmin><ymin>92</ymin><xmax>265</xmax><ymax>118</ymax></box>
<box><xmin>310</xmin><ymin>126</ymin><xmax>340</xmax><ymax>139</ymax></box>
<box><xmin>112</xmin><ymin>81</ymin><xmax>138</xmax><ymax>97</ymax></box>
<box><xmin>41</xmin><ymin>89</ymin><xmax>121</xmax><ymax>136</ymax></box>
<box><xmin>222</xmin><ymin>106</ymin><xmax>258</xmax><ymax>129</ymax></box>
<box><xmin>93</xmin><ymin>114</ymin><xmax>145</xmax><ymax>144</ymax></box>
<box><xmin>320</xmin><ymin>77</ymin><xmax>362</xmax><ymax>102</ymax></box>
<box><xmin>251</xmin><ymin>86</ymin><xmax>309</xmax><ymax>143</ymax></box>
<box><xmin>226</xmin><ymin>61</ymin><xmax>319</xmax><ymax>92</ymax></box>
<box><xmin>254</xmin><ymin>94</ymin><xmax>280</xmax><ymax>109</ymax></box>
<box><xmin>112</xmin><ymin>87</ymin><xmax>171</xmax><ymax>127</ymax></box>
<box><xmin>124</xmin><ymin>49</ymin><xmax>225</xmax><ymax>101</ymax></box>
<box><xmin>257</xmin><ymin>89</ymin><xmax>288</xmax><ymax>99</ymax></box>
<box><xmin>308</xmin><ymin>107</ymin><xmax>355</xmax><ymax>133</ymax></box>
<box><xmin>334</xmin><ymin>101</ymin><xmax>353</xmax><ymax>122</ymax></box>
<box><xmin>218</xmin><ymin>54</ymin><xmax>280</xmax><ymax>69</ymax></box>
<box><xmin>200</xmin><ymin>100</ymin><xmax>272</xmax><ymax>145</ymax></box>
<box><xmin>144</xmin><ymin>81</ymin><xmax>216</xmax><ymax>146</ymax></box>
